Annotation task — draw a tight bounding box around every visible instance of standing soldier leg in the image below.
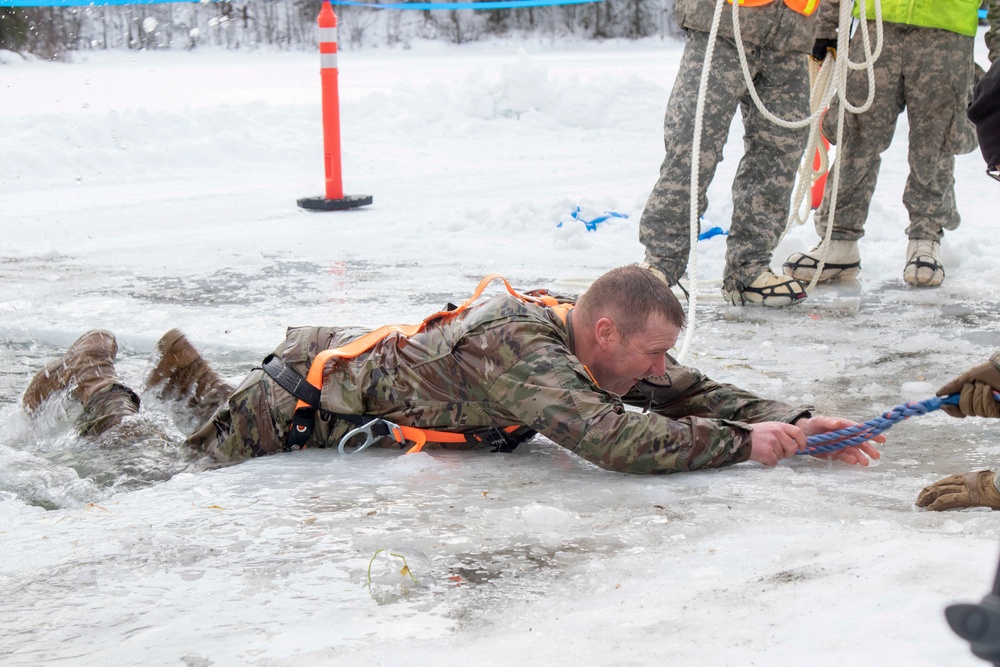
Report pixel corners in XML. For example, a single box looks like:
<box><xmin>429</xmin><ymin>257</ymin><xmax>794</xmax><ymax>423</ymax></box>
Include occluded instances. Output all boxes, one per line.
<box><xmin>784</xmin><ymin>23</ymin><xmax>906</xmax><ymax>283</ymax></box>
<box><xmin>22</xmin><ymin>330</ymin><xmax>140</xmax><ymax>436</ymax></box>
<box><xmin>722</xmin><ymin>45</ymin><xmax>809</xmax><ymax>306</ymax></box>
<box><xmin>639</xmin><ymin>31</ymin><xmax>747</xmax><ymax>286</ymax></box>
<box><xmin>900</xmin><ymin>27</ymin><xmax>976</xmax><ymax>287</ymax></box>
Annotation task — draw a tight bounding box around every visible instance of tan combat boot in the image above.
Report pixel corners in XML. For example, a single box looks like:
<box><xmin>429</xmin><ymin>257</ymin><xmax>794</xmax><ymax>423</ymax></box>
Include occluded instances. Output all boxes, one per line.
<box><xmin>724</xmin><ymin>270</ymin><xmax>807</xmax><ymax>307</ymax></box>
<box><xmin>147</xmin><ymin>329</ymin><xmax>234</xmax><ymax>423</ymax></box>
<box><xmin>783</xmin><ymin>239</ymin><xmax>861</xmax><ymax>283</ymax></box>
<box><xmin>23</xmin><ymin>330</ymin><xmax>140</xmax><ymax>435</ymax></box>
<box><xmin>639</xmin><ymin>261</ymin><xmax>672</xmax><ymax>286</ymax></box>
<box><xmin>903</xmin><ymin>239</ymin><xmax>945</xmax><ymax>287</ymax></box>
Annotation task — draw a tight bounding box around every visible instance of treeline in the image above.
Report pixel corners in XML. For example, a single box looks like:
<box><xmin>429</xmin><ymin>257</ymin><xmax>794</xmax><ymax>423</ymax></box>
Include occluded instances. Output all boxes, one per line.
<box><xmin>0</xmin><ymin>0</ymin><xmax>680</xmax><ymax>60</ymax></box>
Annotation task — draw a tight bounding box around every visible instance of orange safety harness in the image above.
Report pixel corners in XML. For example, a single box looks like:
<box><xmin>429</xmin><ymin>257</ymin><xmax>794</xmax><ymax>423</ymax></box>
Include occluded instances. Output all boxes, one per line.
<box><xmin>261</xmin><ymin>275</ymin><xmax>573</xmax><ymax>455</ymax></box>
<box><xmin>728</xmin><ymin>0</ymin><xmax>820</xmax><ymax>17</ymax></box>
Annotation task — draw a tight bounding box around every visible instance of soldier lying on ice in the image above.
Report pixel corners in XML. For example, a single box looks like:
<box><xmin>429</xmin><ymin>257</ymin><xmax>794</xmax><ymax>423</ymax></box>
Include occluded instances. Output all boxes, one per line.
<box><xmin>21</xmin><ymin>265</ymin><xmax>880</xmax><ymax>474</ymax></box>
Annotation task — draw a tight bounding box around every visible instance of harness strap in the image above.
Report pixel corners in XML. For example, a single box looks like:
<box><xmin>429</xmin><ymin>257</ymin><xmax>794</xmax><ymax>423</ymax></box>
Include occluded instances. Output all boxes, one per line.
<box><xmin>261</xmin><ymin>354</ymin><xmax>366</xmax><ymax>451</ymax></box>
<box><xmin>297</xmin><ymin>274</ymin><xmax>561</xmax><ymax>403</ymax></box>
<box><xmin>261</xmin><ymin>354</ymin><xmax>320</xmax><ymax>407</ymax></box>
<box><xmin>388</xmin><ymin>423</ymin><xmax>527</xmax><ymax>454</ymax></box>
<box><xmin>727</xmin><ymin>0</ymin><xmax>819</xmax><ymax>17</ymax></box>
<box><xmin>264</xmin><ymin>354</ymin><xmax>533</xmax><ymax>453</ymax></box>
<box><xmin>263</xmin><ymin>275</ymin><xmax>567</xmax><ymax>453</ymax></box>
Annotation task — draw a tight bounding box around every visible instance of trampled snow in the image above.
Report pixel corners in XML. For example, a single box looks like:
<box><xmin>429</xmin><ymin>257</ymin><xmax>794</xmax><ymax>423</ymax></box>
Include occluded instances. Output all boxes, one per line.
<box><xmin>2</xmin><ymin>34</ymin><xmax>1000</xmax><ymax>665</ymax></box>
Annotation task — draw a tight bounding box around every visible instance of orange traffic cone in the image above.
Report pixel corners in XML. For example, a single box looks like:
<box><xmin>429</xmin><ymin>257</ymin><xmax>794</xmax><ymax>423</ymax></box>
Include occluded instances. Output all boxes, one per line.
<box><xmin>298</xmin><ymin>1</ymin><xmax>372</xmax><ymax>211</ymax></box>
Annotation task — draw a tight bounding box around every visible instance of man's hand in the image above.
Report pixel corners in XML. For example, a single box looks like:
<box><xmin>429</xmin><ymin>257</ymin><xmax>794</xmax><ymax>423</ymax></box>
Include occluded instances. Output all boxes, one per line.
<box><xmin>916</xmin><ymin>470</ymin><xmax>1000</xmax><ymax>511</ymax></box>
<box><xmin>795</xmin><ymin>415</ymin><xmax>883</xmax><ymax>466</ymax></box>
<box><xmin>748</xmin><ymin>422</ymin><xmax>806</xmax><ymax>466</ymax></box>
<box><xmin>937</xmin><ymin>357</ymin><xmax>1000</xmax><ymax>418</ymax></box>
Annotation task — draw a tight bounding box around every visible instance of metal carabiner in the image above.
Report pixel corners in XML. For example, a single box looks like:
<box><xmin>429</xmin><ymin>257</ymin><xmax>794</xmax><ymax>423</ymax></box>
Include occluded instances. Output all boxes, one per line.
<box><xmin>338</xmin><ymin>418</ymin><xmax>403</xmax><ymax>455</ymax></box>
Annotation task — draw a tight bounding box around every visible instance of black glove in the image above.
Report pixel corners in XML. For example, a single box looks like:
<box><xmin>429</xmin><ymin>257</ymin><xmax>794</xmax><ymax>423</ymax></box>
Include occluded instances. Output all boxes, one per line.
<box><xmin>811</xmin><ymin>38</ymin><xmax>837</xmax><ymax>63</ymax></box>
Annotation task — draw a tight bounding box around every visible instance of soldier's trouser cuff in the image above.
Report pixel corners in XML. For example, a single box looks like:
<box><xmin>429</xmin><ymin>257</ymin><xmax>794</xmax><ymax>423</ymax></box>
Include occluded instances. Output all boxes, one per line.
<box><xmin>77</xmin><ymin>383</ymin><xmax>141</xmax><ymax>436</ymax></box>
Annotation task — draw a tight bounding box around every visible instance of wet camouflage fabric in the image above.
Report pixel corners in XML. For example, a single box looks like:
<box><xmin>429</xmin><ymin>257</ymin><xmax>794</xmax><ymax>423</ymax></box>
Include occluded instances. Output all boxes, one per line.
<box><xmin>76</xmin><ymin>382</ymin><xmax>140</xmax><ymax>436</ymax></box>
<box><xmin>814</xmin><ymin>13</ymin><xmax>990</xmax><ymax>241</ymax></box>
<box><xmin>675</xmin><ymin>0</ymin><xmax>820</xmax><ymax>55</ymax></box>
<box><xmin>186</xmin><ymin>294</ymin><xmax>812</xmax><ymax>474</ymax></box>
<box><xmin>639</xmin><ymin>29</ymin><xmax>810</xmax><ymax>292</ymax></box>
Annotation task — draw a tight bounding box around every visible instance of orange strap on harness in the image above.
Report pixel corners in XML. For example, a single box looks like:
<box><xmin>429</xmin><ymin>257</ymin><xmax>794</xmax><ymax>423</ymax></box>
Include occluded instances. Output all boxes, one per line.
<box><xmin>727</xmin><ymin>0</ymin><xmax>820</xmax><ymax>17</ymax></box>
<box><xmin>287</xmin><ymin>274</ymin><xmax>572</xmax><ymax>454</ymax></box>
<box><xmin>337</xmin><ymin>418</ymin><xmax>525</xmax><ymax>455</ymax></box>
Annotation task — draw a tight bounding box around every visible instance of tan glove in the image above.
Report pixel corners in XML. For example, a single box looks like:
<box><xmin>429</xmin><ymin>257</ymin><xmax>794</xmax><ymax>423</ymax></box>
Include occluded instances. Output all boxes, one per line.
<box><xmin>916</xmin><ymin>470</ymin><xmax>1000</xmax><ymax>511</ymax></box>
<box><xmin>936</xmin><ymin>355</ymin><xmax>1000</xmax><ymax>418</ymax></box>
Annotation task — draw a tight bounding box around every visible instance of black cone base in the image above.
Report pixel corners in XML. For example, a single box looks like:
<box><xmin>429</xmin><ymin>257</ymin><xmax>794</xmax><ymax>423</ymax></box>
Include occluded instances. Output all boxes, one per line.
<box><xmin>297</xmin><ymin>194</ymin><xmax>373</xmax><ymax>211</ymax></box>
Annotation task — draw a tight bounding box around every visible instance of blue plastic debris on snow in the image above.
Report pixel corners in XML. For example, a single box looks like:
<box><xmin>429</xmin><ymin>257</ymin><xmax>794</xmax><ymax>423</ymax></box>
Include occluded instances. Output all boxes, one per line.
<box><xmin>698</xmin><ymin>226</ymin><xmax>728</xmax><ymax>241</ymax></box>
<box><xmin>557</xmin><ymin>207</ymin><xmax>628</xmax><ymax>232</ymax></box>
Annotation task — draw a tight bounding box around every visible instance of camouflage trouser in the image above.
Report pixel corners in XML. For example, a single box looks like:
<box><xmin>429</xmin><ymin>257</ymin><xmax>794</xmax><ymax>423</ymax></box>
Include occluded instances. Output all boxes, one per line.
<box><xmin>639</xmin><ymin>29</ymin><xmax>810</xmax><ymax>293</ymax></box>
<box><xmin>816</xmin><ymin>23</ymin><xmax>977</xmax><ymax>242</ymax></box>
<box><xmin>76</xmin><ymin>382</ymin><xmax>141</xmax><ymax>436</ymax></box>
<box><xmin>184</xmin><ymin>328</ymin><xmax>356</xmax><ymax>464</ymax></box>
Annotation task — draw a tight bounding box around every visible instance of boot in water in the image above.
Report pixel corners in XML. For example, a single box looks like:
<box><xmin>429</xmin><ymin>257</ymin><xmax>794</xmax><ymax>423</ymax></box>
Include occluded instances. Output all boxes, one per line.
<box><xmin>147</xmin><ymin>329</ymin><xmax>234</xmax><ymax>423</ymax></box>
<box><xmin>23</xmin><ymin>330</ymin><xmax>140</xmax><ymax>436</ymax></box>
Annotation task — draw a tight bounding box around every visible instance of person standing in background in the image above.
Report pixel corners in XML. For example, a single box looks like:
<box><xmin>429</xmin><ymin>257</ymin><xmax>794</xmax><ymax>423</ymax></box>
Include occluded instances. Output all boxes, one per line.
<box><xmin>785</xmin><ymin>0</ymin><xmax>1000</xmax><ymax>288</ymax></box>
<box><xmin>638</xmin><ymin>0</ymin><xmax>823</xmax><ymax>307</ymax></box>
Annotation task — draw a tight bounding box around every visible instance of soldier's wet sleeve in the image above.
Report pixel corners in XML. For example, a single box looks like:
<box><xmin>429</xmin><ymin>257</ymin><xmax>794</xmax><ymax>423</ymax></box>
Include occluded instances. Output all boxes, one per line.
<box><xmin>486</xmin><ymin>349</ymin><xmax>755</xmax><ymax>474</ymax></box>
<box><xmin>623</xmin><ymin>366</ymin><xmax>813</xmax><ymax>427</ymax></box>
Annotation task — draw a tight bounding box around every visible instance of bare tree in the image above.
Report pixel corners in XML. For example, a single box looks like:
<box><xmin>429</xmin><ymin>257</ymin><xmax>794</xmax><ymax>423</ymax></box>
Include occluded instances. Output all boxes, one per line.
<box><xmin>1</xmin><ymin>0</ymin><xmax>680</xmax><ymax>59</ymax></box>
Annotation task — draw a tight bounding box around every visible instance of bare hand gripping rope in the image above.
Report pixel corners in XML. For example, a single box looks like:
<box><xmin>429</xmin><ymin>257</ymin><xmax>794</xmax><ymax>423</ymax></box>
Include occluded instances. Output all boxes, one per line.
<box><xmin>798</xmin><ymin>392</ymin><xmax>1000</xmax><ymax>456</ymax></box>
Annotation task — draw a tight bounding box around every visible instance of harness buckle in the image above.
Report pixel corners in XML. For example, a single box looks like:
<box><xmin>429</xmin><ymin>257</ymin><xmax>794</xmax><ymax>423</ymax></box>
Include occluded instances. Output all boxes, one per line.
<box><xmin>338</xmin><ymin>418</ymin><xmax>404</xmax><ymax>455</ymax></box>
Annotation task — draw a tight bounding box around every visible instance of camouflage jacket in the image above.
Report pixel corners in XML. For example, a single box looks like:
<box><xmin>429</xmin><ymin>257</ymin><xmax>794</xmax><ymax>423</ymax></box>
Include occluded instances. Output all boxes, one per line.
<box><xmin>674</xmin><ymin>0</ymin><xmax>822</xmax><ymax>55</ymax></box>
<box><xmin>277</xmin><ymin>294</ymin><xmax>812</xmax><ymax>474</ymax></box>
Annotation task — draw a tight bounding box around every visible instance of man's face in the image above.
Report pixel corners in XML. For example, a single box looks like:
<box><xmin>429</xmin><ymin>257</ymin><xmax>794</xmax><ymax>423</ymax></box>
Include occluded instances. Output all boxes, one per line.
<box><xmin>590</xmin><ymin>313</ymin><xmax>679</xmax><ymax>395</ymax></box>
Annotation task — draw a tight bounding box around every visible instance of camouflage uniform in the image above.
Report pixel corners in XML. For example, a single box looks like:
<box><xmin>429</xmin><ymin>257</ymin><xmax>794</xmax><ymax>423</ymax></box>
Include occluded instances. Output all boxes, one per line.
<box><xmin>640</xmin><ymin>0</ymin><xmax>818</xmax><ymax>293</ymax></box>
<box><xmin>187</xmin><ymin>294</ymin><xmax>813</xmax><ymax>474</ymax></box>
<box><xmin>814</xmin><ymin>0</ymin><xmax>1000</xmax><ymax>242</ymax></box>
<box><xmin>76</xmin><ymin>383</ymin><xmax>141</xmax><ymax>436</ymax></box>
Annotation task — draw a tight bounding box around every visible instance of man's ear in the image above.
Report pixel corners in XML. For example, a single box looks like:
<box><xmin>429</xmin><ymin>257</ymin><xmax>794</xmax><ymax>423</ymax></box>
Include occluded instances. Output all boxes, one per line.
<box><xmin>594</xmin><ymin>317</ymin><xmax>617</xmax><ymax>348</ymax></box>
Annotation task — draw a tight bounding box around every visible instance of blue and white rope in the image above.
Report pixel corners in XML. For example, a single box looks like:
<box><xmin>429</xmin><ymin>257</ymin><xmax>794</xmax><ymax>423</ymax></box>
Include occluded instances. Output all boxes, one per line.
<box><xmin>799</xmin><ymin>393</ymin><xmax>973</xmax><ymax>456</ymax></box>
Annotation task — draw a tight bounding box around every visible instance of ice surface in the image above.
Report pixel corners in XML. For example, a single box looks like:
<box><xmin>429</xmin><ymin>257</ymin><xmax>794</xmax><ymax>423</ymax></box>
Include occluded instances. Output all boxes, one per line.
<box><xmin>2</xmin><ymin>35</ymin><xmax>1000</xmax><ymax>665</ymax></box>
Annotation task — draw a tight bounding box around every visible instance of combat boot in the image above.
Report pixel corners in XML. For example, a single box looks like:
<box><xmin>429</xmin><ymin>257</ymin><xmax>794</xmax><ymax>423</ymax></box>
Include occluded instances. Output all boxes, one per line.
<box><xmin>724</xmin><ymin>270</ymin><xmax>807</xmax><ymax>307</ymax></box>
<box><xmin>903</xmin><ymin>239</ymin><xmax>945</xmax><ymax>287</ymax></box>
<box><xmin>147</xmin><ymin>329</ymin><xmax>233</xmax><ymax>423</ymax></box>
<box><xmin>782</xmin><ymin>240</ymin><xmax>861</xmax><ymax>283</ymax></box>
<box><xmin>22</xmin><ymin>330</ymin><xmax>140</xmax><ymax>436</ymax></box>
<box><xmin>639</xmin><ymin>261</ymin><xmax>672</xmax><ymax>286</ymax></box>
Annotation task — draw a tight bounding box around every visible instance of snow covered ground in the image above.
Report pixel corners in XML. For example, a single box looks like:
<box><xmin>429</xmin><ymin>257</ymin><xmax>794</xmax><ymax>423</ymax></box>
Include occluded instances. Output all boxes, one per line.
<box><xmin>2</xmin><ymin>32</ymin><xmax>1000</xmax><ymax>665</ymax></box>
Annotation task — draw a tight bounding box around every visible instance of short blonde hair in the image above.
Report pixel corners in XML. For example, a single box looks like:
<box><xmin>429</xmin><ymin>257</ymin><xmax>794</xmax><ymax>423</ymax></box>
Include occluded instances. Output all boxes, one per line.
<box><xmin>575</xmin><ymin>265</ymin><xmax>686</xmax><ymax>341</ymax></box>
